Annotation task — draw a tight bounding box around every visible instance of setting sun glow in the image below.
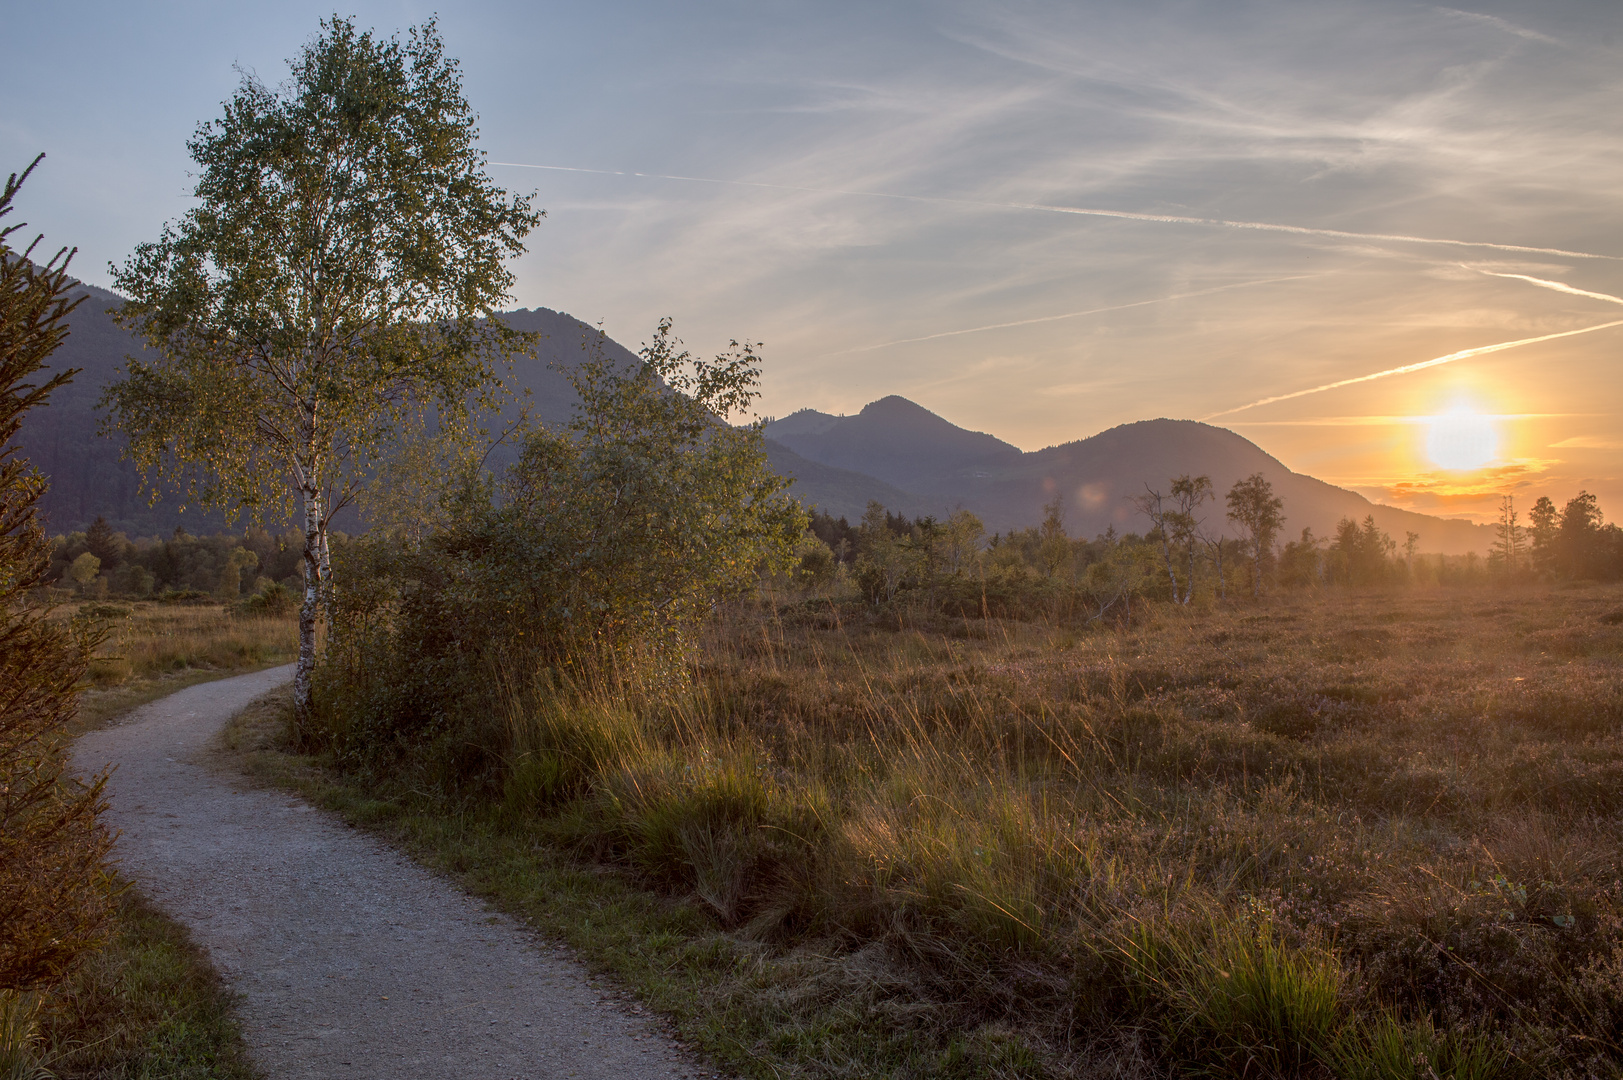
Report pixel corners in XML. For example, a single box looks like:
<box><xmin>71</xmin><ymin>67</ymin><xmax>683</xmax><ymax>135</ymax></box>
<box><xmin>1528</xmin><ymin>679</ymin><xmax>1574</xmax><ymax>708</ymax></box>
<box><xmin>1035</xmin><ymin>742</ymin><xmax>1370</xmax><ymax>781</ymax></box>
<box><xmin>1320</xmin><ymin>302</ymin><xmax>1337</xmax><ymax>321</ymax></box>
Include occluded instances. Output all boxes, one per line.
<box><xmin>1425</xmin><ymin>406</ymin><xmax>1498</xmax><ymax>471</ymax></box>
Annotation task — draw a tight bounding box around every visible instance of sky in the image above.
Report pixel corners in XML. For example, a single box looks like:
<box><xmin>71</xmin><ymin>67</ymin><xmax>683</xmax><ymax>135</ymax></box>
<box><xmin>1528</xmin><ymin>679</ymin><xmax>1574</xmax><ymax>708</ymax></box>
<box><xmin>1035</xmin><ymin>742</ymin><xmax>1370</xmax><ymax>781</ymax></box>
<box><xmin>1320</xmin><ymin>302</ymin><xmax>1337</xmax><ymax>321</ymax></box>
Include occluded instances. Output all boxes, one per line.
<box><xmin>5</xmin><ymin>0</ymin><xmax>1622</xmax><ymax>523</ymax></box>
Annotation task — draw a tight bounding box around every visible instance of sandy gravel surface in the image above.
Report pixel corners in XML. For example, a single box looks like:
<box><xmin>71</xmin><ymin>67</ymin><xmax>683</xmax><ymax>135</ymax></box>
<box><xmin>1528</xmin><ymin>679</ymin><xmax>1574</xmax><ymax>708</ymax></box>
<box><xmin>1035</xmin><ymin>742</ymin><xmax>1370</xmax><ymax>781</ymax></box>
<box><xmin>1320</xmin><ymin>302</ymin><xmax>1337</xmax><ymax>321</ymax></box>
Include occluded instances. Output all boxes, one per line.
<box><xmin>74</xmin><ymin>666</ymin><xmax>706</xmax><ymax>1080</ymax></box>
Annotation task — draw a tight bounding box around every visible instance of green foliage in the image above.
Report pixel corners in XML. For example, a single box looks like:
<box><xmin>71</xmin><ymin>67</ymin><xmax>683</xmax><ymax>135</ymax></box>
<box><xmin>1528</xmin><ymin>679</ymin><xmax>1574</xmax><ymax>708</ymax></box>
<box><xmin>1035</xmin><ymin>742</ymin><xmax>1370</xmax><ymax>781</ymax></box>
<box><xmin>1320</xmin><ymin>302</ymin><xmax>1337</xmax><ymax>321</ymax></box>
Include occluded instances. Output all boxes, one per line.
<box><xmin>314</xmin><ymin>320</ymin><xmax>806</xmax><ymax>764</ymax></box>
<box><xmin>1228</xmin><ymin>472</ymin><xmax>1286</xmax><ymax>598</ymax></box>
<box><xmin>1331</xmin><ymin>515</ymin><xmax>1399</xmax><ymax>585</ymax></box>
<box><xmin>1552</xmin><ymin>491</ymin><xmax>1623</xmax><ymax>579</ymax></box>
<box><xmin>1334</xmin><ymin>1013</ymin><xmax>1507</xmax><ymax>1080</ymax></box>
<box><xmin>1119</xmin><ymin>908</ymin><xmax>1344</xmax><ymax>1078</ymax></box>
<box><xmin>32</xmin><ymin>888</ymin><xmax>257</xmax><ymax>1080</ymax></box>
<box><xmin>1134</xmin><ymin>474</ymin><xmax>1215</xmax><ymax>605</ymax></box>
<box><xmin>788</xmin><ymin>531</ymin><xmax>837</xmax><ymax>590</ymax></box>
<box><xmin>104</xmin><ymin>15</ymin><xmax>541</xmax><ymax>718</ymax></box>
<box><xmin>0</xmin><ymin>156</ymin><xmax>116</xmax><ymax>995</ymax></box>
<box><xmin>237</xmin><ymin>581</ymin><xmax>297</xmax><ymax>617</ymax></box>
<box><xmin>48</xmin><ymin>524</ymin><xmax>304</xmax><ymax>599</ymax></box>
<box><xmin>64</xmin><ymin>551</ymin><xmax>99</xmax><ymax>586</ymax></box>
<box><xmin>105</xmin><ymin>16</ymin><xmax>539</xmax><ymax>526</ymax></box>
<box><xmin>1490</xmin><ymin>495</ymin><xmax>1527</xmax><ymax>579</ymax></box>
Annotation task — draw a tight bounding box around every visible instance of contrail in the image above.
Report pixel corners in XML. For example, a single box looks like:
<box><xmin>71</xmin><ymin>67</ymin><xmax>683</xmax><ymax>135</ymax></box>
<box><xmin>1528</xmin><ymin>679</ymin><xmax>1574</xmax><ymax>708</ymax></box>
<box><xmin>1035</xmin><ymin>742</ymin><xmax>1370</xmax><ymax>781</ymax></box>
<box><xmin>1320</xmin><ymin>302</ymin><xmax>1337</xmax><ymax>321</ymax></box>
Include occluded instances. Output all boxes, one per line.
<box><xmin>491</xmin><ymin>160</ymin><xmax>1622</xmax><ymax>261</ymax></box>
<box><xmin>828</xmin><ymin>274</ymin><xmax>1317</xmax><ymax>355</ymax></box>
<box><xmin>1200</xmin><ymin>319</ymin><xmax>1623</xmax><ymax>420</ymax></box>
<box><xmin>1475</xmin><ymin>269</ymin><xmax>1623</xmax><ymax>306</ymax></box>
<box><xmin>1224</xmin><ymin>412</ymin><xmax>1579</xmax><ymax>426</ymax></box>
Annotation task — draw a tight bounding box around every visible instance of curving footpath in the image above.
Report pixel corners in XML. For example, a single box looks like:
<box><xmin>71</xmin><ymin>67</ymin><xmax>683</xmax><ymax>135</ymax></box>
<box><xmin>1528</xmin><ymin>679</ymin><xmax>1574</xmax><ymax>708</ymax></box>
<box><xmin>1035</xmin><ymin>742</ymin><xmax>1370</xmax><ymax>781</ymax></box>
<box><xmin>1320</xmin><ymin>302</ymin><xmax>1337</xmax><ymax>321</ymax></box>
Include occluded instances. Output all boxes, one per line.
<box><xmin>74</xmin><ymin>666</ymin><xmax>701</xmax><ymax>1080</ymax></box>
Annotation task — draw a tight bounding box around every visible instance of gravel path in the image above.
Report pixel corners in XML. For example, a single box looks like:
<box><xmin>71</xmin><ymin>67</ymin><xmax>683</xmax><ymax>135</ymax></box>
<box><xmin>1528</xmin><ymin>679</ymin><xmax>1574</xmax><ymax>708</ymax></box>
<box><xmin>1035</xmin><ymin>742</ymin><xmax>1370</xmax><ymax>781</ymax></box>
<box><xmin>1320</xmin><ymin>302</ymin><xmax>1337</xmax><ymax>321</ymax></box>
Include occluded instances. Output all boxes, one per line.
<box><xmin>74</xmin><ymin>666</ymin><xmax>704</xmax><ymax>1080</ymax></box>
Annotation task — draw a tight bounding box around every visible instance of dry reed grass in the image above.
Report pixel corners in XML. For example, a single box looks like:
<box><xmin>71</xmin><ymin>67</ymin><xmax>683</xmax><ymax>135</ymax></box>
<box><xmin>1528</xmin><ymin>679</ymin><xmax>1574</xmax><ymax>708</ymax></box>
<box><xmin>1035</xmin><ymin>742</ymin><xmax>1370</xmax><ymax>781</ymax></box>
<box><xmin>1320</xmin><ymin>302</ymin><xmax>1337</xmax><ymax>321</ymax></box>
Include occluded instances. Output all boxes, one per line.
<box><xmin>542</xmin><ymin>585</ymin><xmax>1623</xmax><ymax>1075</ymax></box>
<box><xmin>54</xmin><ymin>601</ymin><xmax>298</xmax><ymax>732</ymax></box>
<box><xmin>315</xmin><ymin>581</ymin><xmax>1623</xmax><ymax>1076</ymax></box>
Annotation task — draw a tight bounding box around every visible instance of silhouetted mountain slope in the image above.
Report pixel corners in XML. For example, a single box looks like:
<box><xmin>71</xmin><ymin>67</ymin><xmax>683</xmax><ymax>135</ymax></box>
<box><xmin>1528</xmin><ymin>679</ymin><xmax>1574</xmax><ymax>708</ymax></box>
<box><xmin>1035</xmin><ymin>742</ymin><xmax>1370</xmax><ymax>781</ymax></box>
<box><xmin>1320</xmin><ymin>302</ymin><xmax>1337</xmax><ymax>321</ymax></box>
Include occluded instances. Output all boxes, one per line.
<box><xmin>15</xmin><ymin>298</ymin><xmax>640</xmax><ymax>534</ymax></box>
<box><xmin>15</xmin><ymin>289</ymin><xmax>1490</xmax><ymax>553</ymax></box>
<box><xmin>15</xmin><ymin>282</ymin><xmax>218</xmax><ymax>535</ymax></box>
<box><xmin>767</xmin><ymin>397</ymin><xmax>1022</xmax><ymax>494</ymax></box>
<box><xmin>763</xmin><ymin>439</ymin><xmax>931</xmax><ymax>522</ymax></box>
<box><xmin>772</xmin><ymin>408</ymin><xmax>1492</xmax><ymax>554</ymax></box>
<box><xmin>961</xmin><ymin>417</ymin><xmax>1491</xmax><ymax>553</ymax></box>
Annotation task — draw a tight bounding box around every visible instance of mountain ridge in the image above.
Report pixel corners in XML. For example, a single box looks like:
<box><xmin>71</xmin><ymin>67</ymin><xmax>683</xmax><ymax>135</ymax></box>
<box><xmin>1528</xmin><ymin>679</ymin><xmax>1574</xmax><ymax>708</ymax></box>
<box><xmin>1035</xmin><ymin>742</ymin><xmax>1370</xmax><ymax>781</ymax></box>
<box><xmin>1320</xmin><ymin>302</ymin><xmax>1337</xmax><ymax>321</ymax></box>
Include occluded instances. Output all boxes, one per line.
<box><xmin>14</xmin><ymin>291</ymin><xmax>1491</xmax><ymax>552</ymax></box>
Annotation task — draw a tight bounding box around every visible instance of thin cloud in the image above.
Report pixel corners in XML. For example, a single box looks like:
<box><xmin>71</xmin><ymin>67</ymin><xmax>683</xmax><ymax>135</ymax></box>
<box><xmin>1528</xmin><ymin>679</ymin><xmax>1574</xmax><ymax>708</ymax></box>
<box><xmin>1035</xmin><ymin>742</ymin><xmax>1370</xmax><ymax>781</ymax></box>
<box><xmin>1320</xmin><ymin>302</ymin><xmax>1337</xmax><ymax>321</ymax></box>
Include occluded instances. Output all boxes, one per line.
<box><xmin>1436</xmin><ymin>8</ymin><xmax>1565</xmax><ymax>47</ymax></box>
<box><xmin>1201</xmin><ymin>320</ymin><xmax>1623</xmax><ymax>420</ymax></box>
<box><xmin>491</xmin><ymin>161</ymin><xmax>1623</xmax><ymax>262</ymax></box>
<box><xmin>1225</xmin><ymin>412</ymin><xmax>1578</xmax><ymax>426</ymax></box>
<box><xmin>1475</xmin><ymin>269</ymin><xmax>1623</xmax><ymax>306</ymax></box>
<box><xmin>826</xmin><ymin>274</ymin><xmax>1317</xmax><ymax>355</ymax></box>
<box><xmin>1550</xmin><ymin>436</ymin><xmax>1623</xmax><ymax>450</ymax></box>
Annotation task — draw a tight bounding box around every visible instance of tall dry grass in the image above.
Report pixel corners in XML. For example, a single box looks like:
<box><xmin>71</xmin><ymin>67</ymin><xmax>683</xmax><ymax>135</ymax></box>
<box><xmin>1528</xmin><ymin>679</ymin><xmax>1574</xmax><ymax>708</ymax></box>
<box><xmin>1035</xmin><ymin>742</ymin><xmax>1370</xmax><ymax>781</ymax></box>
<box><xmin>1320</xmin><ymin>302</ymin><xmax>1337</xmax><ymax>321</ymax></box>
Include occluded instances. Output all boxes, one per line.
<box><xmin>53</xmin><ymin>601</ymin><xmax>299</xmax><ymax>688</ymax></box>
<box><xmin>54</xmin><ymin>601</ymin><xmax>299</xmax><ymax>731</ymax></box>
<box><xmin>325</xmin><ymin>582</ymin><xmax>1623</xmax><ymax>1077</ymax></box>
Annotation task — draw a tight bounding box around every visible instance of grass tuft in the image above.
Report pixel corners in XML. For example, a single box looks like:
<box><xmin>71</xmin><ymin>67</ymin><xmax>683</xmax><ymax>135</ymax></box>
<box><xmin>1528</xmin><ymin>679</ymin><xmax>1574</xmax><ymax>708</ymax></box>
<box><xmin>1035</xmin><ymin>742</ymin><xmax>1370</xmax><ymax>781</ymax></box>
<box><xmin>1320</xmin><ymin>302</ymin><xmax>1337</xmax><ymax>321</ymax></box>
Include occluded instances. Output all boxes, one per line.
<box><xmin>32</xmin><ymin>887</ymin><xmax>258</xmax><ymax>1080</ymax></box>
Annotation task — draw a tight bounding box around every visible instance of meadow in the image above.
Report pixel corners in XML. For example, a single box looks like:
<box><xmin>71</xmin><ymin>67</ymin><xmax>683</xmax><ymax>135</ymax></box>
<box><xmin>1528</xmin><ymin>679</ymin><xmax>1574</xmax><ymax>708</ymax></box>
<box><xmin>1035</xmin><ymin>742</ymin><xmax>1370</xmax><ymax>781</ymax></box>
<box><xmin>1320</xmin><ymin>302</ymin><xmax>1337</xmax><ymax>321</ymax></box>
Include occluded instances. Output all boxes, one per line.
<box><xmin>262</xmin><ymin>579</ymin><xmax>1623</xmax><ymax>1079</ymax></box>
<box><xmin>61</xmin><ymin>597</ymin><xmax>298</xmax><ymax>730</ymax></box>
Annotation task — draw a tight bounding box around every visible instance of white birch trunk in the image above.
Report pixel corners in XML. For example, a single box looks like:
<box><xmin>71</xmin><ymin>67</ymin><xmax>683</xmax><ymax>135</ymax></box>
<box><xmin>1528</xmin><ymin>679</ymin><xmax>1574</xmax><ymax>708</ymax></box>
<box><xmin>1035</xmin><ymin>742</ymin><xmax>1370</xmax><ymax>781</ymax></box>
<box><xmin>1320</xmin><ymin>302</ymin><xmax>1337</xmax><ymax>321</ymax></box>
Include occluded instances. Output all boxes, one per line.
<box><xmin>294</xmin><ymin>483</ymin><xmax>325</xmax><ymax>725</ymax></box>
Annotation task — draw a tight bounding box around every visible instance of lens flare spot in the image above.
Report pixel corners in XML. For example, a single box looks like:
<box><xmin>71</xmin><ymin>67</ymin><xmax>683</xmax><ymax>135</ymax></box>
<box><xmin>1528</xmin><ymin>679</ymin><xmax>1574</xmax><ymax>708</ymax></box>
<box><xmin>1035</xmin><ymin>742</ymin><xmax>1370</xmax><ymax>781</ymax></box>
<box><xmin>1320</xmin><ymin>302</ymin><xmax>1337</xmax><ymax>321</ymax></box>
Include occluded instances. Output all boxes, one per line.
<box><xmin>1426</xmin><ymin>406</ymin><xmax>1497</xmax><ymax>471</ymax></box>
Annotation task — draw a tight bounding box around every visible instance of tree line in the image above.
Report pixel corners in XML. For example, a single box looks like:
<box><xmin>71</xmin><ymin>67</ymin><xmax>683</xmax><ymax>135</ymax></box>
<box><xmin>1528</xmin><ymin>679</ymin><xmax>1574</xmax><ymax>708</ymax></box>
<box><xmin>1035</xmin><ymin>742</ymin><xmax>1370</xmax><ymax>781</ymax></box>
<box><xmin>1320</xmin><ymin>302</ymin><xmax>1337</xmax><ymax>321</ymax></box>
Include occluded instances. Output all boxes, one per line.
<box><xmin>45</xmin><ymin>519</ymin><xmax>305</xmax><ymax>602</ymax></box>
<box><xmin>1489</xmin><ymin>491</ymin><xmax>1623</xmax><ymax>581</ymax></box>
<box><xmin>793</xmin><ymin>474</ymin><xmax>1623</xmax><ymax>614</ymax></box>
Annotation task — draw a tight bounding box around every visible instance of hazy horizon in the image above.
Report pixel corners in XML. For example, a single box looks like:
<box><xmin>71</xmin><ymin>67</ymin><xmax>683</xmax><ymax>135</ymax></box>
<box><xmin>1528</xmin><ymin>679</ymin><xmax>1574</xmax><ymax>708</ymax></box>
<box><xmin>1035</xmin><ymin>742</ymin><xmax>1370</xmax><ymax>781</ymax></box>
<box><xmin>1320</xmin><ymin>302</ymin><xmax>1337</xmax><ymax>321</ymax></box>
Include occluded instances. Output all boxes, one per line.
<box><xmin>6</xmin><ymin>0</ymin><xmax>1620</xmax><ymax>523</ymax></box>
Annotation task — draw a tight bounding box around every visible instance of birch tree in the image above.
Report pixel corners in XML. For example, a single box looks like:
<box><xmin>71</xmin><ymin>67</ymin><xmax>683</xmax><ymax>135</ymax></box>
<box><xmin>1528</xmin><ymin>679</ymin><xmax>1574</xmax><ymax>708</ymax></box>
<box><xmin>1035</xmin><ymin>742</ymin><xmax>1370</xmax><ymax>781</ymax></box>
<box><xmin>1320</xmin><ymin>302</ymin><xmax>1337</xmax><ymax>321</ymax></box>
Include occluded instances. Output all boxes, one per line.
<box><xmin>1133</xmin><ymin>474</ymin><xmax>1211</xmax><ymax>604</ymax></box>
<box><xmin>1225</xmin><ymin>472</ymin><xmax>1285</xmax><ymax>598</ymax></box>
<box><xmin>104</xmin><ymin>17</ymin><xmax>541</xmax><ymax>720</ymax></box>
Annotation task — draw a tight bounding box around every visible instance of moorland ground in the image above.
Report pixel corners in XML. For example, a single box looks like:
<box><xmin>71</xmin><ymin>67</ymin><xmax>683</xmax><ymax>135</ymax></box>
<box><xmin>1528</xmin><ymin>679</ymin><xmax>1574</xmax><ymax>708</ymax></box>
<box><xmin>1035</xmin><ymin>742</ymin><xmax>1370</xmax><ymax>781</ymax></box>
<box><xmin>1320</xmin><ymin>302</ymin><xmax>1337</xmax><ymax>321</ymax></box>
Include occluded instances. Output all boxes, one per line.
<box><xmin>231</xmin><ymin>580</ymin><xmax>1623</xmax><ymax>1079</ymax></box>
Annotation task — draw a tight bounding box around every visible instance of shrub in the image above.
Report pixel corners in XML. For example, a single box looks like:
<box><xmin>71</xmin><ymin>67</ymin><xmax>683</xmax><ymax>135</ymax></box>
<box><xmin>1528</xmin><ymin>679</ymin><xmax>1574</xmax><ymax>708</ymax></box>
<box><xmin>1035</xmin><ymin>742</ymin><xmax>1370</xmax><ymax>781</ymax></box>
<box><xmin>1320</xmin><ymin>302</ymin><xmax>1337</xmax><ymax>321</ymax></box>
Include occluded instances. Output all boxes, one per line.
<box><xmin>237</xmin><ymin>582</ymin><xmax>296</xmax><ymax>617</ymax></box>
<box><xmin>311</xmin><ymin>320</ymin><xmax>805</xmax><ymax>767</ymax></box>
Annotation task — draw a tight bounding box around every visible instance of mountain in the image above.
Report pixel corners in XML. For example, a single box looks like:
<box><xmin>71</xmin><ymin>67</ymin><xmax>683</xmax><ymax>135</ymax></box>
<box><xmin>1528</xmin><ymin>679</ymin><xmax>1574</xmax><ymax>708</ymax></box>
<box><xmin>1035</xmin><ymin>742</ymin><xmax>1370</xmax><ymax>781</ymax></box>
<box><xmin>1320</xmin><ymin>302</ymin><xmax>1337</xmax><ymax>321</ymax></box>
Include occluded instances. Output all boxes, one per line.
<box><xmin>14</xmin><ymin>289</ymin><xmax>1491</xmax><ymax>553</ymax></box>
<box><xmin>762</xmin><ymin>440</ymin><xmax>933</xmax><ymax>522</ymax></box>
<box><xmin>766</xmin><ymin>409</ymin><xmax>1492</xmax><ymax>554</ymax></box>
<box><xmin>15</xmin><ymin>297</ymin><xmax>645</xmax><ymax>535</ymax></box>
<box><xmin>767</xmin><ymin>397</ymin><xmax>1023</xmax><ymax>493</ymax></box>
<box><xmin>13</xmin><ymin>282</ymin><xmax>200</xmax><ymax>536</ymax></box>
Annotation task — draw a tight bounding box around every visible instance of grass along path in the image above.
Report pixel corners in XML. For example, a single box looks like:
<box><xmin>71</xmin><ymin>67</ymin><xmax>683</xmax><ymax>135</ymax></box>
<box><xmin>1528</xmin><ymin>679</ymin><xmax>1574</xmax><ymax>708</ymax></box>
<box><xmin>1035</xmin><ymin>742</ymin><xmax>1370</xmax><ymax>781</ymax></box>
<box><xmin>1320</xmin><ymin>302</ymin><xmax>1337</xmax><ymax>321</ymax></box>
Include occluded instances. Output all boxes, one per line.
<box><xmin>26</xmin><ymin>885</ymin><xmax>260</xmax><ymax>1080</ymax></box>
<box><xmin>223</xmin><ymin>690</ymin><xmax>1082</xmax><ymax>1080</ymax></box>
<box><xmin>74</xmin><ymin>666</ymin><xmax>701</xmax><ymax>1080</ymax></box>
<box><xmin>68</xmin><ymin>600</ymin><xmax>299</xmax><ymax>732</ymax></box>
<box><xmin>248</xmin><ymin>584</ymin><xmax>1623</xmax><ymax>1077</ymax></box>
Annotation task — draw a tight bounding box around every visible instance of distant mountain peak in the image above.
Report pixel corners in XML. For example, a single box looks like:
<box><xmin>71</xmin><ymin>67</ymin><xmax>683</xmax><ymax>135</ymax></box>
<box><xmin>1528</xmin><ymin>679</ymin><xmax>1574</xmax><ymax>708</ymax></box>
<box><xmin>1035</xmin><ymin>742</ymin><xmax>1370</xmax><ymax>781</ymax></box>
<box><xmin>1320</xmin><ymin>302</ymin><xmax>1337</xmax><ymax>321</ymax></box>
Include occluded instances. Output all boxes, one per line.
<box><xmin>764</xmin><ymin>395</ymin><xmax>1023</xmax><ymax>495</ymax></box>
<box><xmin>766</xmin><ymin>408</ymin><xmax>842</xmax><ymax>437</ymax></box>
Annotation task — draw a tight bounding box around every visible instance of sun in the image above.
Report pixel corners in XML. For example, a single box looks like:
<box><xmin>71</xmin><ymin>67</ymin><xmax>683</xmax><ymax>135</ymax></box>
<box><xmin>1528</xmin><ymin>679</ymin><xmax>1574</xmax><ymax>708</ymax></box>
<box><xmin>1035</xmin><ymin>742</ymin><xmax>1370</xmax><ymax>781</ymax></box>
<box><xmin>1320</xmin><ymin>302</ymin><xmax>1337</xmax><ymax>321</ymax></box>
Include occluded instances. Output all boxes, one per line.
<box><xmin>1425</xmin><ymin>405</ymin><xmax>1498</xmax><ymax>471</ymax></box>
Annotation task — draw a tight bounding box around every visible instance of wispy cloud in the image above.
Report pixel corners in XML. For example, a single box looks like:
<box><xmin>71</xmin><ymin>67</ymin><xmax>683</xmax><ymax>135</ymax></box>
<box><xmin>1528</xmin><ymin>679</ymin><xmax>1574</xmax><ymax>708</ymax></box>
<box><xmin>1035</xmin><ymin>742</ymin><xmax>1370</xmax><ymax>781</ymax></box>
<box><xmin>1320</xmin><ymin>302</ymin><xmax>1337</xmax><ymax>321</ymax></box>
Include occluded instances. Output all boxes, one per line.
<box><xmin>1225</xmin><ymin>413</ymin><xmax>1578</xmax><ymax>426</ymax></box>
<box><xmin>1436</xmin><ymin>8</ymin><xmax>1565</xmax><ymax>47</ymax></box>
<box><xmin>1550</xmin><ymin>436</ymin><xmax>1623</xmax><ymax>450</ymax></box>
<box><xmin>1201</xmin><ymin>320</ymin><xmax>1623</xmax><ymax>420</ymax></box>
<box><xmin>826</xmin><ymin>274</ymin><xmax>1317</xmax><ymax>355</ymax></box>
<box><xmin>473</xmin><ymin>2</ymin><xmax>1623</xmax><ymax>510</ymax></box>
<box><xmin>494</xmin><ymin>161</ymin><xmax>1623</xmax><ymax>262</ymax></box>
<box><xmin>1474</xmin><ymin>269</ymin><xmax>1623</xmax><ymax>306</ymax></box>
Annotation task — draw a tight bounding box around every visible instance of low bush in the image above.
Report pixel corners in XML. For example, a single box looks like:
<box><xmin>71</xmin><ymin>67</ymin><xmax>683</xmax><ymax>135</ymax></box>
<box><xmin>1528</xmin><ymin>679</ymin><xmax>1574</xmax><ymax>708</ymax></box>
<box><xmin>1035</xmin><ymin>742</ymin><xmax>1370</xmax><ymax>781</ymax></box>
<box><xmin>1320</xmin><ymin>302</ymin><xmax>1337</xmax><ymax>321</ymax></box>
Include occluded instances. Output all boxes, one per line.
<box><xmin>236</xmin><ymin>581</ymin><xmax>296</xmax><ymax>617</ymax></box>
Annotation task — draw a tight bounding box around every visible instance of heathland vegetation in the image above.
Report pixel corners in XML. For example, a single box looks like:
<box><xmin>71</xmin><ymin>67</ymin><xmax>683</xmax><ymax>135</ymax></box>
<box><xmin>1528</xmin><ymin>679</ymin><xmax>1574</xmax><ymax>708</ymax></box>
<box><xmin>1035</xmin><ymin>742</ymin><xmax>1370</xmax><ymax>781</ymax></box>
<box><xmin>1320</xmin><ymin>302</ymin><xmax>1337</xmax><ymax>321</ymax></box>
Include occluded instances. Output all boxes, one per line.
<box><xmin>279</xmin><ymin>459</ymin><xmax>1623</xmax><ymax>1078</ymax></box>
<box><xmin>15</xmin><ymin>13</ymin><xmax>1623</xmax><ymax>1080</ymax></box>
<box><xmin>270</xmin><ymin>251</ymin><xmax>1623</xmax><ymax>1076</ymax></box>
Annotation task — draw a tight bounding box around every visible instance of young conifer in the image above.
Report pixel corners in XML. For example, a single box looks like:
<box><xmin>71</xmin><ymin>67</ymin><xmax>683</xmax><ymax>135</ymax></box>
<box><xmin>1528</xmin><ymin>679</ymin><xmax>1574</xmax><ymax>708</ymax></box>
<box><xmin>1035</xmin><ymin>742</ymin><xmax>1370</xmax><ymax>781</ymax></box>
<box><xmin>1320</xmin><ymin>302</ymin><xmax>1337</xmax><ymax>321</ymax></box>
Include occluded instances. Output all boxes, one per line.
<box><xmin>0</xmin><ymin>156</ymin><xmax>116</xmax><ymax>992</ymax></box>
